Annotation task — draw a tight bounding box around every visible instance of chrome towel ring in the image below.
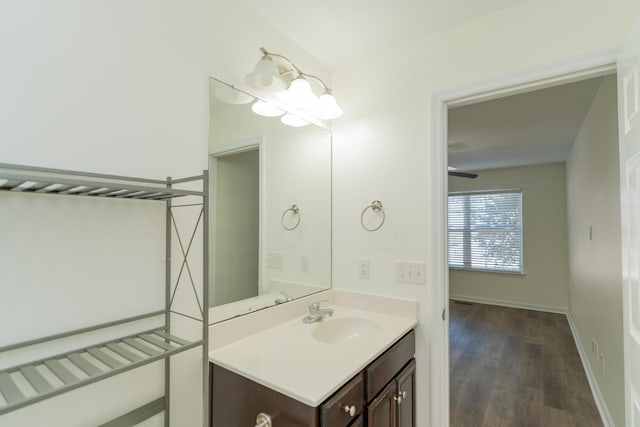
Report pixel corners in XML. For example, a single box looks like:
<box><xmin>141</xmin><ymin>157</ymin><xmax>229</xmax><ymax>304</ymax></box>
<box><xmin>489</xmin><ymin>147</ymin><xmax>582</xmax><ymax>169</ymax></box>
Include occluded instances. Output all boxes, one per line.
<box><xmin>361</xmin><ymin>200</ymin><xmax>385</xmax><ymax>232</ymax></box>
<box><xmin>281</xmin><ymin>204</ymin><xmax>301</xmax><ymax>230</ymax></box>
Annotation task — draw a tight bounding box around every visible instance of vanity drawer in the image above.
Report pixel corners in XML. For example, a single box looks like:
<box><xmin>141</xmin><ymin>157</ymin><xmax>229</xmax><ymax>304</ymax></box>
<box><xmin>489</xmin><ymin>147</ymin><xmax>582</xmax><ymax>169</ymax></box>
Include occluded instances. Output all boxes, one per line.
<box><xmin>365</xmin><ymin>330</ymin><xmax>415</xmax><ymax>402</ymax></box>
<box><xmin>320</xmin><ymin>372</ymin><xmax>364</xmax><ymax>427</ymax></box>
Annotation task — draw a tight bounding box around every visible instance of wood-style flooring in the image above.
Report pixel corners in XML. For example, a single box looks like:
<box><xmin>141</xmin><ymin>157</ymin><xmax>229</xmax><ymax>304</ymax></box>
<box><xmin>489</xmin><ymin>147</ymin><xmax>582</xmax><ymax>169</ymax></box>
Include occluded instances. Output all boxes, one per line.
<box><xmin>449</xmin><ymin>301</ymin><xmax>602</xmax><ymax>427</ymax></box>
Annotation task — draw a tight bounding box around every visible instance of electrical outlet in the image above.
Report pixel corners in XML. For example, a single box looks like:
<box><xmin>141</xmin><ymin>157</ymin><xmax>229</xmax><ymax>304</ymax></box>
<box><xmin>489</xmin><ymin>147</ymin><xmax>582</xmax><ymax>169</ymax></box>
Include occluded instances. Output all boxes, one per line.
<box><xmin>266</xmin><ymin>252</ymin><xmax>282</xmax><ymax>269</ymax></box>
<box><xmin>396</xmin><ymin>261</ymin><xmax>426</xmax><ymax>284</ymax></box>
<box><xmin>301</xmin><ymin>255</ymin><xmax>310</xmax><ymax>273</ymax></box>
<box><xmin>358</xmin><ymin>259</ymin><xmax>370</xmax><ymax>280</ymax></box>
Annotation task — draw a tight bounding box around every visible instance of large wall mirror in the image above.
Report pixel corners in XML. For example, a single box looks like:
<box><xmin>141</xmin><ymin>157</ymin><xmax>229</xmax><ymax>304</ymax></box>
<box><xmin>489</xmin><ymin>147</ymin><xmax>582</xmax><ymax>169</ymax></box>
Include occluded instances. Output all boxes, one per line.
<box><xmin>208</xmin><ymin>77</ymin><xmax>332</xmax><ymax>323</ymax></box>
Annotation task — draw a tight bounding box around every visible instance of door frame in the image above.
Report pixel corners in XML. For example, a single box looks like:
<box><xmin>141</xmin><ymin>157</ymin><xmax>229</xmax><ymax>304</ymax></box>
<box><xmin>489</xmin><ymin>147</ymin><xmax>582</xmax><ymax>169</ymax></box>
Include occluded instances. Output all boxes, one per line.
<box><xmin>429</xmin><ymin>48</ymin><xmax>619</xmax><ymax>427</ymax></box>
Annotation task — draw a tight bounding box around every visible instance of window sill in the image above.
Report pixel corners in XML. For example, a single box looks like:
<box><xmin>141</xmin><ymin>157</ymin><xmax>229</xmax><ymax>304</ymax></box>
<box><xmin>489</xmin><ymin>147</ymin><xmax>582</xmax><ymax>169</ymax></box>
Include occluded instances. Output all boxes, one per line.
<box><xmin>448</xmin><ymin>267</ymin><xmax>526</xmax><ymax>276</ymax></box>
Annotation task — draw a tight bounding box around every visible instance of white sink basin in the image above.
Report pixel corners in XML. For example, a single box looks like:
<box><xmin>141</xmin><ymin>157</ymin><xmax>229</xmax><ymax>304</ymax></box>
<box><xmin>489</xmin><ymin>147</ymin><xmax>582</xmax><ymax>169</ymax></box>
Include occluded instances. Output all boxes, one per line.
<box><xmin>311</xmin><ymin>316</ymin><xmax>379</xmax><ymax>344</ymax></box>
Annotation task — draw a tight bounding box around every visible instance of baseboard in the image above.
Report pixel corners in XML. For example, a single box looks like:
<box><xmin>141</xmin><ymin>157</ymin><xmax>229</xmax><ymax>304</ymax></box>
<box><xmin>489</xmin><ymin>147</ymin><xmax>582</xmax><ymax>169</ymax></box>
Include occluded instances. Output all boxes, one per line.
<box><xmin>448</xmin><ymin>294</ymin><xmax>568</xmax><ymax>314</ymax></box>
<box><xmin>566</xmin><ymin>313</ymin><xmax>614</xmax><ymax>427</ymax></box>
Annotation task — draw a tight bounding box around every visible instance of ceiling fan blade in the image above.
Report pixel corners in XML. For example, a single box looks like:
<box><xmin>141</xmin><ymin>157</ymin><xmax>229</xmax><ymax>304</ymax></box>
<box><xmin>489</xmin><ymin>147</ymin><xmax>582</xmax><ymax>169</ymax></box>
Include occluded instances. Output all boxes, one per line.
<box><xmin>448</xmin><ymin>171</ymin><xmax>478</xmax><ymax>179</ymax></box>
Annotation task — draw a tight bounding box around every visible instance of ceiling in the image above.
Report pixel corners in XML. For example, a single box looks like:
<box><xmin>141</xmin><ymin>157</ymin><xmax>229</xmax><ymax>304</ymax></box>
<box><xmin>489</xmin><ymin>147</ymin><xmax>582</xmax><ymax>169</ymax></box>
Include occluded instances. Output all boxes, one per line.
<box><xmin>447</xmin><ymin>77</ymin><xmax>605</xmax><ymax>172</ymax></box>
<box><xmin>239</xmin><ymin>1</ymin><xmax>606</xmax><ymax>173</ymax></box>
<box><xmin>242</xmin><ymin>0</ymin><xmax>526</xmax><ymax>69</ymax></box>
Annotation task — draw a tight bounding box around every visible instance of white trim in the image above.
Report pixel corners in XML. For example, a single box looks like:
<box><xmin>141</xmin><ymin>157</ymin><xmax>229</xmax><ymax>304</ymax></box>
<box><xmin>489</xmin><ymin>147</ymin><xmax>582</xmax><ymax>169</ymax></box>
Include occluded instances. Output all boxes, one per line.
<box><xmin>430</xmin><ymin>48</ymin><xmax>619</xmax><ymax>427</ymax></box>
<box><xmin>449</xmin><ymin>294</ymin><xmax>567</xmax><ymax>314</ymax></box>
<box><xmin>210</xmin><ymin>139</ymin><xmax>260</xmax><ymax>157</ymax></box>
<box><xmin>566</xmin><ymin>312</ymin><xmax>615</xmax><ymax>427</ymax></box>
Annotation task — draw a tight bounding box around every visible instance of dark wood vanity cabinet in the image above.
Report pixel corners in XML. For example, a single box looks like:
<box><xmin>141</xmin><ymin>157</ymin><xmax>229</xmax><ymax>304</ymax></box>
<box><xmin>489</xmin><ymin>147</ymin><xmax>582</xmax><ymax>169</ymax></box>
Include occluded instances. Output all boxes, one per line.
<box><xmin>210</xmin><ymin>329</ymin><xmax>415</xmax><ymax>427</ymax></box>
<box><xmin>367</xmin><ymin>359</ymin><xmax>416</xmax><ymax>427</ymax></box>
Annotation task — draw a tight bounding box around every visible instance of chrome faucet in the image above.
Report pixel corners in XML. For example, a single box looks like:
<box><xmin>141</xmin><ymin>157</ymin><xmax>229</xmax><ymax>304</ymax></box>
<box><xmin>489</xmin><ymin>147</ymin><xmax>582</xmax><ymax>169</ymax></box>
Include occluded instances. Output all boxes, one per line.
<box><xmin>274</xmin><ymin>292</ymin><xmax>292</xmax><ymax>305</ymax></box>
<box><xmin>303</xmin><ymin>300</ymin><xmax>334</xmax><ymax>323</ymax></box>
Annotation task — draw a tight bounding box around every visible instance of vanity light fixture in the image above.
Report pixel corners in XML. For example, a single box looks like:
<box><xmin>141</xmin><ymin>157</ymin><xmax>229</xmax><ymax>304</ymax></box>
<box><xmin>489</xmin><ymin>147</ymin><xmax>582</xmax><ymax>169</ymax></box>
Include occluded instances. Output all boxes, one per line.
<box><xmin>245</xmin><ymin>54</ymin><xmax>287</xmax><ymax>92</ymax></box>
<box><xmin>245</xmin><ymin>47</ymin><xmax>343</xmax><ymax>122</ymax></box>
<box><xmin>251</xmin><ymin>100</ymin><xmax>285</xmax><ymax>117</ymax></box>
<box><xmin>281</xmin><ymin>113</ymin><xmax>309</xmax><ymax>128</ymax></box>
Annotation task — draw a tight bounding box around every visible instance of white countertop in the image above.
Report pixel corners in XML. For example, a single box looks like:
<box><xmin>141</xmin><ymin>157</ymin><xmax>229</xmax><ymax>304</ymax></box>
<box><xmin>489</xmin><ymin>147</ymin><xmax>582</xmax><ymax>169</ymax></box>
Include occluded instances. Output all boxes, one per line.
<box><xmin>209</xmin><ymin>304</ymin><xmax>417</xmax><ymax>406</ymax></box>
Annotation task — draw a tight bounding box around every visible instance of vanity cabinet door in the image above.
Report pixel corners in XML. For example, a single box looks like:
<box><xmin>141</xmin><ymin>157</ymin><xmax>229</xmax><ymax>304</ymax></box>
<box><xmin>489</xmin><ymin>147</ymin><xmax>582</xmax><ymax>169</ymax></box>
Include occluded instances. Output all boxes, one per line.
<box><xmin>210</xmin><ymin>363</ymin><xmax>319</xmax><ymax>427</ymax></box>
<box><xmin>395</xmin><ymin>360</ymin><xmax>416</xmax><ymax>427</ymax></box>
<box><xmin>320</xmin><ymin>372</ymin><xmax>364</xmax><ymax>427</ymax></box>
<box><xmin>366</xmin><ymin>381</ymin><xmax>396</xmax><ymax>427</ymax></box>
<box><xmin>366</xmin><ymin>330</ymin><xmax>415</xmax><ymax>402</ymax></box>
<box><xmin>350</xmin><ymin>415</ymin><xmax>363</xmax><ymax>427</ymax></box>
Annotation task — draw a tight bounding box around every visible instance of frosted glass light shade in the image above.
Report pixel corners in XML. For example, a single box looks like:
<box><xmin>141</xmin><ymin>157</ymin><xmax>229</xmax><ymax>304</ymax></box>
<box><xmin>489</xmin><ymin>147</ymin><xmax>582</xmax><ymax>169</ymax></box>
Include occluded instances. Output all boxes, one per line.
<box><xmin>251</xmin><ymin>100</ymin><xmax>285</xmax><ymax>117</ymax></box>
<box><xmin>316</xmin><ymin>93</ymin><xmax>343</xmax><ymax>120</ymax></box>
<box><xmin>245</xmin><ymin>57</ymin><xmax>287</xmax><ymax>92</ymax></box>
<box><xmin>281</xmin><ymin>113</ymin><xmax>309</xmax><ymax>127</ymax></box>
<box><xmin>286</xmin><ymin>78</ymin><xmax>317</xmax><ymax>108</ymax></box>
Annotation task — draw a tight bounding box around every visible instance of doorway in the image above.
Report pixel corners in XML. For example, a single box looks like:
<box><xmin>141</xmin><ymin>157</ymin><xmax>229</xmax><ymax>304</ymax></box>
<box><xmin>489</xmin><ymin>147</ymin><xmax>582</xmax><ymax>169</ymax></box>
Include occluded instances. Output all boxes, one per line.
<box><xmin>209</xmin><ymin>146</ymin><xmax>260</xmax><ymax>308</ymax></box>
<box><xmin>430</xmin><ymin>50</ymin><xmax>619</xmax><ymax>427</ymax></box>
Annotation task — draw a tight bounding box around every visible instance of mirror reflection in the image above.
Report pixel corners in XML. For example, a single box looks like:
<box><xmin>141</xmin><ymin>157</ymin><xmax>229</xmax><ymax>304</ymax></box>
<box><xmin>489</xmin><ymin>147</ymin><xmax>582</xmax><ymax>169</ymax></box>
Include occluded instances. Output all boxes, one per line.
<box><xmin>208</xmin><ymin>77</ymin><xmax>332</xmax><ymax>323</ymax></box>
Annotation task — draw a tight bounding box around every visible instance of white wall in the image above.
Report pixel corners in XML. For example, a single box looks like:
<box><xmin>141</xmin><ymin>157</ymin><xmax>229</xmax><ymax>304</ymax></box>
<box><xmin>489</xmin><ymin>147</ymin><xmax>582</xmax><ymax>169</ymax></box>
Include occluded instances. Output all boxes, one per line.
<box><xmin>331</xmin><ymin>1</ymin><xmax>640</xmax><ymax>425</ymax></box>
<box><xmin>449</xmin><ymin>163</ymin><xmax>569</xmax><ymax>311</ymax></box>
<box><xmin>566</xmin><ymin>75</ymin><xmax>624</xmax><ymax>426</ymax></box>
<box><xmin>0</xmin><ymin>0</ymin><xmax>213</xmax><ymax>425</ymax></box>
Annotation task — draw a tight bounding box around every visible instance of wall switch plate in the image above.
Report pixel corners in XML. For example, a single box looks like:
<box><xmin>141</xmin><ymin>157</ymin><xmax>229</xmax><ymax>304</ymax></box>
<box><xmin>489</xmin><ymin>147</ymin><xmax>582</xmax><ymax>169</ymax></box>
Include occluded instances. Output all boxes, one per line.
<box><xmin>266</xmin><ymin>252</ymin><xmax>282</xmax><ymax>269</ymax></box>
<box><xmin>396</xmin><ymin>261</ymin><xmax>426</xmax><ymax>284</ymax></box>
<box><xmin>358</xmin><ymin>258</ymin><xmax>370</xmax><ymax>280</ymax></box>
<box><xmin>301</xmin><ymin>255</ymin><xmax>310</xmax><ymax>273</ymax></box>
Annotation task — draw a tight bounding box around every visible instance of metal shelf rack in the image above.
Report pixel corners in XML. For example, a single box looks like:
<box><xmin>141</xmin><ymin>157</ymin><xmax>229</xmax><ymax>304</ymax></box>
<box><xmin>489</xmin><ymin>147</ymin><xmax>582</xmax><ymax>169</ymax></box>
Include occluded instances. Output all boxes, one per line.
<box><xmin>0</xmin><ymin>163</ymin><xmax>209</xmax><ymax>426</ymax></box>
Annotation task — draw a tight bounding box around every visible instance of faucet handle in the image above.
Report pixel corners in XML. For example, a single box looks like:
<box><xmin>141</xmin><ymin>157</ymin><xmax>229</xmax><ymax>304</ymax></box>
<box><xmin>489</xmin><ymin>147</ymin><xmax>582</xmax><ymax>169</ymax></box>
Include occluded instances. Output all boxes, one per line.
<box><xmin>309</xmin><ymin>299</ymin><xmax>330</xmax><ymax>311</ymax></box>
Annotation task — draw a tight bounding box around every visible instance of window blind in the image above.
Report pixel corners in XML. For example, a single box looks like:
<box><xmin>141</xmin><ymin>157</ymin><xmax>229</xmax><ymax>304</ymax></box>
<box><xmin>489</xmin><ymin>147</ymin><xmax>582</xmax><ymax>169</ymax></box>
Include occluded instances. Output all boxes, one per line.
<box><xmin>448</xmin><ymin>190</ymin><xmax>523</xmax><ymax>273</ymax></box>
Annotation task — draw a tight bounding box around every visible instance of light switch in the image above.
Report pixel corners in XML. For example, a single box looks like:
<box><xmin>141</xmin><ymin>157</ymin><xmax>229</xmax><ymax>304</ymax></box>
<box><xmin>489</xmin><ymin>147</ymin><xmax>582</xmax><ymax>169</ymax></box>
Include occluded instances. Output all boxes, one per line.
<box><xmin>358</xmin><ymin>259</ymin><xmax>370</xmax><ymax>280</ymax></box>
<box><xmin>396</xmin><ymin>261</ymin><xmax>426</xmax><ymax>284</ymax></box>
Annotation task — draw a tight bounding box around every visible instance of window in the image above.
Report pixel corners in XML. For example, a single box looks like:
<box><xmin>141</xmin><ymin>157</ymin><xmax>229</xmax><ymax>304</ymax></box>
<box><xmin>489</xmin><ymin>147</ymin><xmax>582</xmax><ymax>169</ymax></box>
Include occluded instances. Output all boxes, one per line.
<box><xmin>448</xmin><ymin>190</ymin><xmax>523</xmax><ymax>273</ymax></box>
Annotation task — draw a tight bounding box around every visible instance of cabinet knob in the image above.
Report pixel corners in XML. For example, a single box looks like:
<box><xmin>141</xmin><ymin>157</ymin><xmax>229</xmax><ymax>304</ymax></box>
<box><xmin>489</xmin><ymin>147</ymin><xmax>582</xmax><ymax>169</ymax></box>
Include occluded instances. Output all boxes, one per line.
<box><xmin>343</xmin><ymin>404</ymin><xmax>357</xmax><ymax>416</ymax></box>
<box><xmin>255</xmin><ymin>413</ymin><xmax>272</xmax><ymax>427</ymax></box>
<box><xmin>394</xmin><ymin>390</ymin><xmax>407</xmax><ymax>405</ymax></box>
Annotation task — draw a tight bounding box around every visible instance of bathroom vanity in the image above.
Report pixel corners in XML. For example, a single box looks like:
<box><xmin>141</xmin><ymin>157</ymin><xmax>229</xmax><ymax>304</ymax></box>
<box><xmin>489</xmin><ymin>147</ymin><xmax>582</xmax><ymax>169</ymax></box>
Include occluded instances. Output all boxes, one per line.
<box><xmin>210</xmin><ymin>330</ymin><xmax>414</xmax><ymax>427</ymax></box>
<box><xmin>208</xmin><ymin>293</ymin><xmax>417</xmax><ymax>427</ymax></box>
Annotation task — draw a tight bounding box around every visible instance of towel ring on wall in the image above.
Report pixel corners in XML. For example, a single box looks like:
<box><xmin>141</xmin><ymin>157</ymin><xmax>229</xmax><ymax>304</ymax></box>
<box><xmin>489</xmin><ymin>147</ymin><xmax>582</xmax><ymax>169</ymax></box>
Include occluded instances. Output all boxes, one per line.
<box><xmin>360</xmin><ymin>200</ymin><xmax>385</xmax><ymax>232</ymax></box>
<box><xmin>281</xmin><ymin>204</ymin><xmax>301</xmax><ymax>230</ymax></box>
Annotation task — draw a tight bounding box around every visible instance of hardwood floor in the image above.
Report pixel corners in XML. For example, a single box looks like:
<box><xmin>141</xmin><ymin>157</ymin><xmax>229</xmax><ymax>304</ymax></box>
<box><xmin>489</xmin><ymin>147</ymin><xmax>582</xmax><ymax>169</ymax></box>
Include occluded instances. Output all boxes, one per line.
<box><xmin>449</xmin><ymin>301</ymin><xmax>602</xmax><ymax>427</ymax></box>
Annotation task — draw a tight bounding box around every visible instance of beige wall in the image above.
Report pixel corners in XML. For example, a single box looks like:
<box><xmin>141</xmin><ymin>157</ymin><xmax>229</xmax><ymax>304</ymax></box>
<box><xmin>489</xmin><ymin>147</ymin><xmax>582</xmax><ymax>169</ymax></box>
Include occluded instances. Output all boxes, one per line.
<box><xmin>566</xmin><ymin>75</ymin><xmax>623</xmax><ymax>426</ymax></box>
<box><xmin>448</xmin><ymin>163</ymin><xmax>570</xmax><ymax>311</ymax></box>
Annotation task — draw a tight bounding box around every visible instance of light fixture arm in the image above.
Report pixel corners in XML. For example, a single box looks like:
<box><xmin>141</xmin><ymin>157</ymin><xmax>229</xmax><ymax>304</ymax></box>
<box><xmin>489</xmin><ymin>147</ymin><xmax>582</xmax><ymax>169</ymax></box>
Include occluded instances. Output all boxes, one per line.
<box><xmin>260</xmin><ymin>47</ymin><xmax>333</xmax><ymax>94</ymax></box>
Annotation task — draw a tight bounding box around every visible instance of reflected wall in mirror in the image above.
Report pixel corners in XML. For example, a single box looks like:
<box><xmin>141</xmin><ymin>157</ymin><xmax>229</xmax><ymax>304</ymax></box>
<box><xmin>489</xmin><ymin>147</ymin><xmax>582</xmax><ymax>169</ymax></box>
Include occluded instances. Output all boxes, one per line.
<box><xmin>208</xmin><ymin>77</ymin><xmax>332</xmax><ymax>323</ymax></box>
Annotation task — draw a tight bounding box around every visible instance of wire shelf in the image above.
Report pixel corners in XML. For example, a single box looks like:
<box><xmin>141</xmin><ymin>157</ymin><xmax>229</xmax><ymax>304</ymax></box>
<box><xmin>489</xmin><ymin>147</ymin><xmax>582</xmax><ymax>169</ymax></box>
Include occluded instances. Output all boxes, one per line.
<box><xmin>0</xmin><ymin>329</ymin><xmax>201</xmax><ymax>415</ymax></box>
